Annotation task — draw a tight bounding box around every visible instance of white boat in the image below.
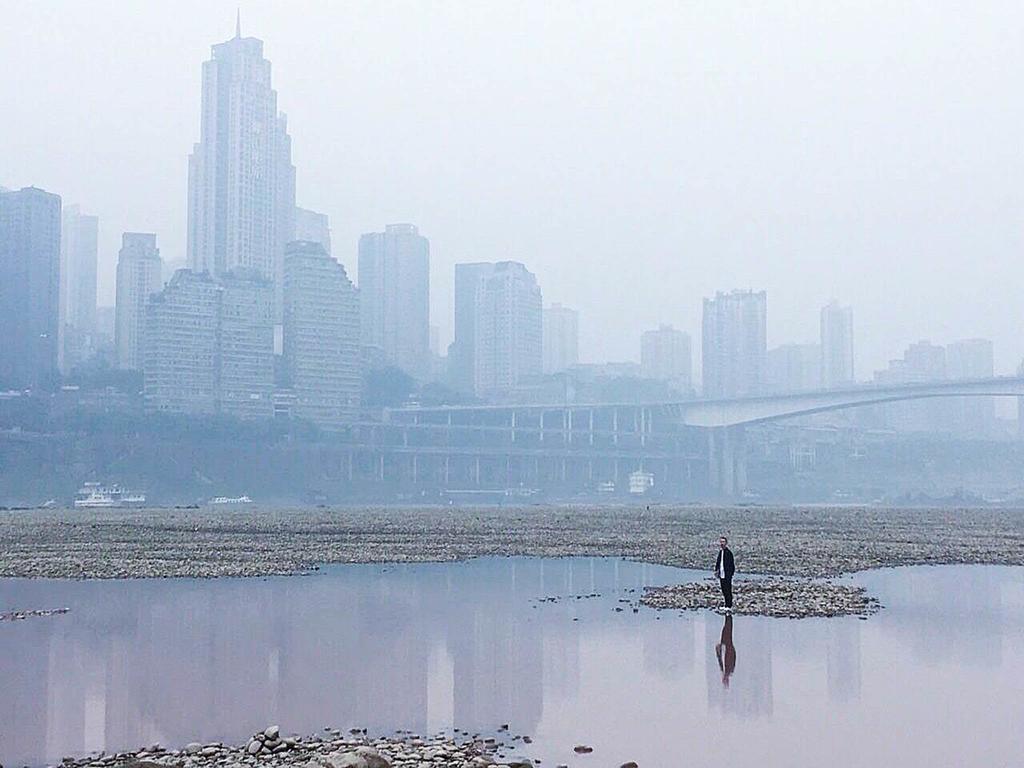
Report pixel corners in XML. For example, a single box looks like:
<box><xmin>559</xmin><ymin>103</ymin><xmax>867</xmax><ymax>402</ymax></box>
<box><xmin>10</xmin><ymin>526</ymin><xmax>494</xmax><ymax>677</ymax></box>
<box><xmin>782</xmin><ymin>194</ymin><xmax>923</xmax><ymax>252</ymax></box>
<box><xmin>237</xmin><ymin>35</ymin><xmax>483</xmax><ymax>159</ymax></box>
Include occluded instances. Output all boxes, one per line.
<box><xmin>207</xmin><ymin>495</ymin><xmax>253</xmax><ymax>505</ymax></box>
<box><xmin>73</xmin><ymin>482</ymin><xmax>146</xmax><ymax>508</ymax></box>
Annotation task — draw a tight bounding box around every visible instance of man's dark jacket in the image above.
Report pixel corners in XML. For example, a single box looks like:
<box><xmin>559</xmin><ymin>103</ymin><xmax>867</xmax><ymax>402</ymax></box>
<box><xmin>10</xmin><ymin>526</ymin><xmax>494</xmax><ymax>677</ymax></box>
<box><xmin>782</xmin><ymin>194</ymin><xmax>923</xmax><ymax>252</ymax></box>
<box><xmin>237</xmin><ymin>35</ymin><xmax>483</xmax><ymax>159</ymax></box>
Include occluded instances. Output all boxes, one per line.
<box><xmin>715</xmin><ymin>547</ymin><xmax>735</xmax><ymax>579</ymax></box>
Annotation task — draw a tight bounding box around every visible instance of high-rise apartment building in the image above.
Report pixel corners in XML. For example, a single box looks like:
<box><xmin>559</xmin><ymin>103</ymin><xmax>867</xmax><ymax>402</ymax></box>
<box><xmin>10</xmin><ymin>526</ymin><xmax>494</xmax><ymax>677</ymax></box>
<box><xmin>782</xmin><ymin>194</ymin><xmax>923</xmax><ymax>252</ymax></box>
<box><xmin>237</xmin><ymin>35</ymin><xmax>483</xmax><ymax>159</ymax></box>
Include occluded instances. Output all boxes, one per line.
<box><xmin>821</xmin><ymin>301</ymin><xmax>854</xmax><ymax>389</ymax></box>
<box><xmin>448</xmin><ymin>262</ymin><xmax>497</xmax><ymax>393</ymax></box>
<box><xmin>358</xmin><ymin>224</ymin><xmax>430</xmax><ymax>379</ymax></box>
<box><xmin>474</xmin><ymin>261</ymin><xmax>542</xmax><ymax>398</ymax></box>
<box><xmin>0</xmin><ymin>186</ymin><xmax>62</xmax><ymax>389</ymax></box>
<box><xmin>144</xmin><ymin>269</ymin><xmax>274</xmax><ymax>418</ymax></box>
<box><xmin>60</xmin><ymin>204</ymin><xmax>99</xmax><ymax>368</ymax></box>
<box><xmin>766</xmin><ymin>343</ymin><xmax>821</xmax><ymax>394</ymax></box>
<box><xmin>701</xmin><ymin>290</ymin><xmax>767</xmax><ymax>398</ymax></box>
<box><xmin>294</xmin><ymin>207</ymin><xmax>331</xmax><ymax>255</ymax></box>
<box><xmin>946</xmin><ymin>338</ymin><xmax>995</xmax><ymax>437</ymax></box>
<box><xmin>283</xmin><ymin>241</ymin><xmax>361</xmax><ymax>429</ymax></box>
<box><xmin>874</xmin><ymin>340</ymin><xmax>948</xmax><ymax>432</ymax></box>
<box><xmin>115</xmin><ymin>233</ymin><xmax>162</xmax><ymax>371</ymax></box>
<box><xmin>187</xmin><ymin>21</ymin><xmax>295</xmax><ymax>306</ymax></box>
<box><xmin>543</xmin><ymin>303</ymin><xmax>580</xmax><ymax>375</ymax></box>
<box><xmin>641</xmin><ymin>324</ymin><xmax>692</xmax><ymax>392</ymax></box>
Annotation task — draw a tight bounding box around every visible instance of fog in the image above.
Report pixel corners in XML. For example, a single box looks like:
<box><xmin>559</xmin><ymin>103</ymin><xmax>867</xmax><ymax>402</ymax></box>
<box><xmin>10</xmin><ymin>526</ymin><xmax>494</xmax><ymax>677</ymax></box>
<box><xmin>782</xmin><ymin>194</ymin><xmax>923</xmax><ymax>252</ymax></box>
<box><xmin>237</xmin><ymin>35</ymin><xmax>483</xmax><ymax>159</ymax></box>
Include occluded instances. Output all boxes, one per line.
<box><xmin>2</xmin><ymin>0</ymin><xmax>1022</xmax><ymax>375</ymax></box>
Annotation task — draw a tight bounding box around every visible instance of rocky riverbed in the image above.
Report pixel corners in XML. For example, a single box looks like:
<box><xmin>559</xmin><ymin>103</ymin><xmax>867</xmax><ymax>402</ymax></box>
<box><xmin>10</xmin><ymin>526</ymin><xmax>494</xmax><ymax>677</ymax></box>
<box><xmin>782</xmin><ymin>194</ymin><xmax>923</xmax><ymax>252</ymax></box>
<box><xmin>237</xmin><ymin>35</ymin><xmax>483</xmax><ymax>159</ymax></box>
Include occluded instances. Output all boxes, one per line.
<box><xmin>1</xmin><ymin>504</ymin><xmax>1022</xmax><ymax>581</ymax></box>
<box><xmin>641</xmin><ymin>577</ymin><xmax>881</xmax><ymax>618</ymax></box>
<box><xmin>51</xmin><ymin>725</ymin><xmax>575</xmax><ymax>768</ymax></box>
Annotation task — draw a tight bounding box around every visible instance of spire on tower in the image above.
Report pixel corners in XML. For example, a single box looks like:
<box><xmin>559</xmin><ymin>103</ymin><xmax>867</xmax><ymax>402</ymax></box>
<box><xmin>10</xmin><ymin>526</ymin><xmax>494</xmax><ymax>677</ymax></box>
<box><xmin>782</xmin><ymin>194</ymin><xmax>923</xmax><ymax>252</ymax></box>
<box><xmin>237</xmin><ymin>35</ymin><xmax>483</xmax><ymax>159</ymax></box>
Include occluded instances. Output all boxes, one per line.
<box><xmin>235</xmin><ymin>8</ymin><xmax>241</xmax><ymax>38</ymax></box>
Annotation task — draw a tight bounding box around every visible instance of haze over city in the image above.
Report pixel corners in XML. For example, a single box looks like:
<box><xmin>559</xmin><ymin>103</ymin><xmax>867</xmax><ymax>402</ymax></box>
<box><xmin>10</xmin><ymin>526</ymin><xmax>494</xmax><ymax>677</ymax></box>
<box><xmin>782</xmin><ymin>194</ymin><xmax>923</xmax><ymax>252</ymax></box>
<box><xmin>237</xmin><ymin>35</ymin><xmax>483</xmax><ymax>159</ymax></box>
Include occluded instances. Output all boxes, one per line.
<box><xmin>3</xmin><ymin>0</ymin><xmax>1023</xmax><ymax>375</ymax></box>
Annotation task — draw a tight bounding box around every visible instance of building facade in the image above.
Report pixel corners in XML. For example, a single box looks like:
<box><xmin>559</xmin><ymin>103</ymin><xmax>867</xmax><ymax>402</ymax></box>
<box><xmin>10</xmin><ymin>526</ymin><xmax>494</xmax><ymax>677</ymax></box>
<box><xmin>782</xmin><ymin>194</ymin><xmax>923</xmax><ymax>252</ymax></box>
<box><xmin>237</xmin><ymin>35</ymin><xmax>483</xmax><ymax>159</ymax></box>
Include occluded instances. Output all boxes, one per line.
<box><xmin>543</xmin><ymin>303</ymin><xmax>580</xmax><ymax>375</ymax></box>
<box><xmin>701</xmin><ymin>290</ymin><xmax>767</xmax><ymax>399</ymax></box>
<box><xmin>358</xmin><ymin>223</ymin><xmax>430</xmax><ymax>379</ymax></box>
<box><xmin>283</xmin><ymin>241</ymin><xmax>361</xmax><ymax>429</ymax></box>
<box><xmin>765</xmin><ymin>343</ymin><xmax>821</xmax><ymax>394</ymax></box>
<box><xmin>60</xmin><ymin>204</ymin><xmax>99</xmax><ymax>369</ymax></box>
<box><xmin>821</xmin><ymin>301</ymin><xmax>854</xmax><ymax>389</ymax></box>
<box><xmin>187</xmin><ymin>23</ymin><xmax>295</xmax><ymax>306</ymax></box>
<box><xmin>473</xmin><ymin>261</ymin><xmax>543</xmax><ymax>398</ymax></box>
<box><xmin>294</xmin><ymin>207</ymin><xmax>331</xmax><ymax>255</ymax></box>
<box><xmin>0</xmin><ymin>186</ymin><xmax>62</xmax><ymax>389</ymax></box>
<box><xmin>115</xmin><ymin>233</ymin><xmax>162</xmax><ymax>371</ymax></box>
<box><xmin>144</xmin><ymin>269</ymin><xmax>274</xmax><ymax>418</ymax></box>
<box><xmin>946</xmin><ymin>338</ymin><xmax>995</xmax><ymax>437</ymax></box>
<box><xmin>640</xmin><ymin>324</ymin><xmax>692</xmax><ymax>392</ymax></box>
<box><xmin>448</xmin><ymin>262</ymin><xmax>497</xmax><ymax>393</ymax></box>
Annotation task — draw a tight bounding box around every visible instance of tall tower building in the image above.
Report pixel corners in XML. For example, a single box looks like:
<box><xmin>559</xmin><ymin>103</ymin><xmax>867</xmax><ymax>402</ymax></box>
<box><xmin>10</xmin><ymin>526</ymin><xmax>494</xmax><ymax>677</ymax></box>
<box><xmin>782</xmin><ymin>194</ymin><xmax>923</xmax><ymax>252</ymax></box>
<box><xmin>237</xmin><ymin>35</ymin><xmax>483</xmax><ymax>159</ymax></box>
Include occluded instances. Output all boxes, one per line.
<box><xmin>543</xmin><ymin>303</ymin><xmax>580</xmax><ymax>375</ymax></box>
<box><xmin>187</xmin><ymin>19</ymin><xmax>296</xmax><ymax>304</ymax></box>
<box><xmin>60</xmin><ymin>204</ymin><xmax>99</xmax><ymax>368</ymax></box>
<box><xmin>474</xmin><ymin>261</ymin><xmax>543</xmax><ymax>398</ymax></box>
<box><xmin>0</xmin><ymin>187</ymin><xmax>62</xmax><ymax>389</ymax></box>
<box><xmin>358</xmin><ymin>224</ymin><xmax>430</xmax><ymax>379</ymax></box>
<box><xmin>641</xmin><ymin>324</ymin><xmax>692</xmax><ymax>392</ymax></box>
<box><xmin>820</xmin><ymin>301</ymin><xmax>854</xmax><ymax>389</ymax></box>
<box><xmin>217</xmin><ymin>269</ymin><xmax>275</xmax><ymax>420</ymax></box>
<box><xmin>115</xmin><ymin>233</ymin><xmax>162</xmax><ymax>371</ymax></box>
<box><xmin>448</xmin><ymin>262</ymin><xmax>497</xmax><ymax>393</ymax></box>
<box><xmin>701</xmin><ymin>290</ymin><xmax>767</xmax><ymax>398</ymax></box>
<box><xmin>283</xmin><ymin>241</ymin><xmax>361</xmax><ymax>429</ymax></box>
<box><xmin>294</xmin><ymin>207</ymin><xmax>331</xmax><ymax>255</ymax></box>
<box><xmin>946</xmin><ymin>338</ymin><xmax>995</xmax><ymax>437</ymax></box>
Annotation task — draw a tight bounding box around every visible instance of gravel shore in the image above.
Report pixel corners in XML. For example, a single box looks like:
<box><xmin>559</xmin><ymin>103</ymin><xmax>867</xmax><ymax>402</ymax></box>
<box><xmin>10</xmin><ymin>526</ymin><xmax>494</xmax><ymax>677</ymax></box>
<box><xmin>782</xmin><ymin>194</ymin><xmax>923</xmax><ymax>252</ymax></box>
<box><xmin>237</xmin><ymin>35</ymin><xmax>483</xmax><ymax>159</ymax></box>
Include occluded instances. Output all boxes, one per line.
<box><xmin>1</xmin><ymin>504</ymin><xmax>1022</xmax><ymax>580</ymax></box>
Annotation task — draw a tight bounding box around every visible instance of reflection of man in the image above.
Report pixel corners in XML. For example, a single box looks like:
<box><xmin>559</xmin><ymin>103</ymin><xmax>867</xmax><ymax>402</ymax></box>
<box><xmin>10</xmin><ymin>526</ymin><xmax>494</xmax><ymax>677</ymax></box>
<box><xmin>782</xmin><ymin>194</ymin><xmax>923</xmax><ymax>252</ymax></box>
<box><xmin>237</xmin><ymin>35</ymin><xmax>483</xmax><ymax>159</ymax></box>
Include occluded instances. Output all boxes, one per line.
<box><xmin>714</xmin><ymin>536</ymin><xmax>735</xmax><ymax>612</ymax></box>
<box><xmin>715</xmin><ymin>614</ymin><xmax>736</xmax><ymax>687</ymax></box>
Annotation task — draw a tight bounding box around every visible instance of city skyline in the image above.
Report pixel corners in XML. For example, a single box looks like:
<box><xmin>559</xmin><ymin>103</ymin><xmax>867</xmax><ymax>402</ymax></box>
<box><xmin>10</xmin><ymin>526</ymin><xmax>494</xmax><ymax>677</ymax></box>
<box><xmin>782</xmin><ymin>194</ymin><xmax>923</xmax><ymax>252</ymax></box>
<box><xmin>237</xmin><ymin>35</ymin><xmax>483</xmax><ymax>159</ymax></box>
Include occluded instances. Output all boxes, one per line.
<box><xmin>3</xmin><ymin>3</ymin><xmax>1021</xmax><ymax>375</ymax></box>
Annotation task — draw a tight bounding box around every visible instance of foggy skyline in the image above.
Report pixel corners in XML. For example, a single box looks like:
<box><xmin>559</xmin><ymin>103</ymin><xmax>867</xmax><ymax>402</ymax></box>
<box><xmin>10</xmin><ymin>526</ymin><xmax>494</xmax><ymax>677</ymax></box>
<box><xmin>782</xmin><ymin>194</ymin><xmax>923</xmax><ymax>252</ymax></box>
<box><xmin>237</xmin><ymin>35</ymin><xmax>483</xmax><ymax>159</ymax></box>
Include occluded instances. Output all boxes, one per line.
<box><xmin>2</xmin><ymin>1</ymin><xmax>1022</xmax><ymax>376</ymax></box>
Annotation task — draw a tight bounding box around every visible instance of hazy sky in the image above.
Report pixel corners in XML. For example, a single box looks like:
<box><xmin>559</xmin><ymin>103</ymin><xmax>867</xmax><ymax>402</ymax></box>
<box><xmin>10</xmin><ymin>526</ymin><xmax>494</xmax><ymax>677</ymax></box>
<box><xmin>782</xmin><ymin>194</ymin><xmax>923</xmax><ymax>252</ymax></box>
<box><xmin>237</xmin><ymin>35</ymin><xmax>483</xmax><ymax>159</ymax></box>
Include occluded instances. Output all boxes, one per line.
<box><xmin>2</xmin><ymin>1</ymin><xmax>1022</xmax><ymax>376</ymax></box>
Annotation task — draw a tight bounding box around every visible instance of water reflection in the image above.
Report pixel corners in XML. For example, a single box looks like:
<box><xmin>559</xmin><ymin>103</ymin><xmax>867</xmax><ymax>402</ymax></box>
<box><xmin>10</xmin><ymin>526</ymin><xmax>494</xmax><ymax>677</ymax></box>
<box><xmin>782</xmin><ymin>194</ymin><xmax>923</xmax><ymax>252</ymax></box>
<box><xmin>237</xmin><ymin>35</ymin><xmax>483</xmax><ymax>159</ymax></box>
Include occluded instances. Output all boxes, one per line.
<box><xmin>1</xmin><ymin>562</ymin><xmax>1023</xmax><ymax>768</ymax></box>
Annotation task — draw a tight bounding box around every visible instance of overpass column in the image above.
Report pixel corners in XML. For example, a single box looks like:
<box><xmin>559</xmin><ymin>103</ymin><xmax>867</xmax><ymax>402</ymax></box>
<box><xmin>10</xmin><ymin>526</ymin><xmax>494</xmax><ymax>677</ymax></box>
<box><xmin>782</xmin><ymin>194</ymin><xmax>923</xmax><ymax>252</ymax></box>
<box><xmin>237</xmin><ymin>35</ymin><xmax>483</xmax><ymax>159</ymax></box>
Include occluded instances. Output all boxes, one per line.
<box><xmin>708</xmin><ymin>425</ymin><xmax>747</xmax><ymax>497</ymax></box>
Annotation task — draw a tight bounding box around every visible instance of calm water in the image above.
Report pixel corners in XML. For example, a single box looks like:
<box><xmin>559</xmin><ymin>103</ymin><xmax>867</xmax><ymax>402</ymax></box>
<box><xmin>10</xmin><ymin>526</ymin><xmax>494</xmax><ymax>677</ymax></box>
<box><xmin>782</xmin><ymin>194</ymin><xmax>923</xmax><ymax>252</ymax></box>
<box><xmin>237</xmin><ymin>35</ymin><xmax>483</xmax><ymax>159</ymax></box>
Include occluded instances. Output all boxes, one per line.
<box><xmin>1</xmin><ymin>559</ymin><xmax>1023</xmax><ymax>768</ymax></box>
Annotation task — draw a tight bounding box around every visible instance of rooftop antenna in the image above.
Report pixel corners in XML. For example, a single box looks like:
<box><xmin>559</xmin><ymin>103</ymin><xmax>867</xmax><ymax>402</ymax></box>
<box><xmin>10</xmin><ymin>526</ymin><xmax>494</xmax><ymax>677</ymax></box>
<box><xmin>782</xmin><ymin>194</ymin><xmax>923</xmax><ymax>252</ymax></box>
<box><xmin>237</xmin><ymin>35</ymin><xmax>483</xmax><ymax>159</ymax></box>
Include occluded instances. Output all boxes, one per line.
<box><xmin>235</xmin><ymin>8</ymin><xmax>241</xmax><ymax>38</ymax></box>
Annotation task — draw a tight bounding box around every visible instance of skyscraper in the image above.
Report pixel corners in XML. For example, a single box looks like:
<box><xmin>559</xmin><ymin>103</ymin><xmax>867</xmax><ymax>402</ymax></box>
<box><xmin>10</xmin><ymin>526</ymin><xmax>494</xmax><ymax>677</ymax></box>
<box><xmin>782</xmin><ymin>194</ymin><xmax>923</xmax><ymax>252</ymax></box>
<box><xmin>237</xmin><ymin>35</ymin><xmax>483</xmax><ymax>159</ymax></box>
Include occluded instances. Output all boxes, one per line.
<box><xmin>60</xmin><ymin>204</ymin><xmax>98</xmax><ymax>368</ymax></box>
<box><xmin>283</xmin><ymin>241</ymin><xmax>361</xmax><ymax>429</ymax></box>
<box><xmin>115</xmin><ymin>233</ymin><xmax>162</xmax><ymax>371</ymax></box>
<box><xmin>474</xmin><ymin>261</ymin><xmax>542</xmax><ymax>398</ymax></box>
<box><xmin>641</xmin><ymin>324</ymin><xmax>692</xmax><ymax>392</ymax></box>
<box><xmin>821</xmin><ymin>301</ymin><xmax>854</xmax><ymax>389</ymax></box>
<box><xmin>144</xmin><ymin>269</ymin><xmax>275</xmax><ymax>418</ymax></box>
<box><xmin>187</xmin><ymin>19</ymin><xmax>295</xmax><ymax>304</ymax></box>
<box><xmin>543</xmin><ymin>303</ymin><xmax>580</xmax><ymax>375</ymax></box>
<box><xmin>294</xmin><ymin>207</ymin><xmax>331</xmax><ymax>255</ymax></box>
<box><xmin>701</xmin><ymin>290</ymin><xmax>767</xmax><ymax>398</ymax></box>
<box><xmin>946</xmin><ymin>338</ymin><xmax>995</xmax><ymax>437</ymax></box>
<box><xmin>448</xmin><ymin>262</ymin><xmax>497</xmax><ymax>393</ymax></box>
<box><xmin>765</xmin><ymin>343</ymin><xmax>821</xmax><ymax>393</ymax></box>
<box><xmin>358</xmin><ymin>224</ymin><xmax>430</xmax><ymax>379</ymax></box>
<box><xmin>0</xmin><ymin>186</ymin><xmax>62</xmax><ymax>389</ymax></box>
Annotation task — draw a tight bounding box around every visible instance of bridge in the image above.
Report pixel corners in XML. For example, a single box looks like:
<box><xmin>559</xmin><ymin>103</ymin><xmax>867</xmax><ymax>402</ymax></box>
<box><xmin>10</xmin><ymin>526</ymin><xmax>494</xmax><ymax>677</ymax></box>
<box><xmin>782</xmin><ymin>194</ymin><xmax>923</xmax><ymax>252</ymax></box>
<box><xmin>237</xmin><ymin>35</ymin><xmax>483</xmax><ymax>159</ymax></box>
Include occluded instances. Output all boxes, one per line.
<box><xmin>367</xmin><ymin>377</ymin><xmax>1024</xmax><ymax>498</ymax></box>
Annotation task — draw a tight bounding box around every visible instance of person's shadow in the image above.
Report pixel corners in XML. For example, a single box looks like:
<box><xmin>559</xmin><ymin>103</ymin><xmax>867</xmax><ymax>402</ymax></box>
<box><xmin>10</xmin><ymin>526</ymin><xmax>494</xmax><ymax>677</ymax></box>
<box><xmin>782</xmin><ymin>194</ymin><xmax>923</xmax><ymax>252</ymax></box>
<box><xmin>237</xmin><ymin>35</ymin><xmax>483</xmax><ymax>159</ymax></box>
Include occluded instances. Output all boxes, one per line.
<box><xmin>715</xmin><ymin>614</ymin><xmax>736</xmax><ymax>687</ymax></box>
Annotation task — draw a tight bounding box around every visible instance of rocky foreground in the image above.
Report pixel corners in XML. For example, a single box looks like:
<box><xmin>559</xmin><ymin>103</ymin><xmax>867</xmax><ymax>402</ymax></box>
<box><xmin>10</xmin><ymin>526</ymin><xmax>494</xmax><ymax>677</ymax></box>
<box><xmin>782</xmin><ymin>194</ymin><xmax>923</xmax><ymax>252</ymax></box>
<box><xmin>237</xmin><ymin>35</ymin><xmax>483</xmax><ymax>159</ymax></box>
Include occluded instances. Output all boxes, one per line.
<box><xmin>1</xmin><ymin>504</ymin><xmax>1023</xmax><ymax>580</ymax></box>
<box><xmin>641</xmin><ymin>577</ymin><xmax>881</xmax><ymax>618</ymax></box>
<box><xmin>53</xmin><ymin>725</ymin><xmax>593</xmax><ymax>768</ymax></box>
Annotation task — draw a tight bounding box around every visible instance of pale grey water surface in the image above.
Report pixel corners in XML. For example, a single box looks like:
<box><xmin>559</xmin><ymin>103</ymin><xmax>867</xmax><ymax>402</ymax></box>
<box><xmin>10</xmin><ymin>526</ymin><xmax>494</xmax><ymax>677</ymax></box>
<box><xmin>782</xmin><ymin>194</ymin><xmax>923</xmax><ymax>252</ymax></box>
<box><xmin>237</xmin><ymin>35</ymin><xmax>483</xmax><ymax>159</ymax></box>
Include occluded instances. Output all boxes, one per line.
<box><xmin>1</xmin><ymin>559</ymin><xmax>1023</xmax><ymax>768</ymax></box>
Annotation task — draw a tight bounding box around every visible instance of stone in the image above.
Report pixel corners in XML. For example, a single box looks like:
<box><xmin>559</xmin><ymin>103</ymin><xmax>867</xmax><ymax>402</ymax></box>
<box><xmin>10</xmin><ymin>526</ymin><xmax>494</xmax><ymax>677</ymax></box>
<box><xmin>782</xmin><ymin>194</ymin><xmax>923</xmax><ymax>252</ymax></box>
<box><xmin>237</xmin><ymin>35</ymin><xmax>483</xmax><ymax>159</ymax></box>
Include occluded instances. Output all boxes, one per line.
<box><xmin>183</xmin><ymin>744</ymin><xmax>203</xmax><ymax>756</ymax></box>
<box><xmin>247</xmin><ymin>741</ymin><xmax>261</xmax><ymax>756</ymax></box>
<box><xmin>264</xmin><ymin>726</ymin><xmax>280</xmax><ymax>741</ymax></box>
<box><xmin>572</xmin><ymin>746</ymin><xmax>593</xmax><ymax>754</ymax></box>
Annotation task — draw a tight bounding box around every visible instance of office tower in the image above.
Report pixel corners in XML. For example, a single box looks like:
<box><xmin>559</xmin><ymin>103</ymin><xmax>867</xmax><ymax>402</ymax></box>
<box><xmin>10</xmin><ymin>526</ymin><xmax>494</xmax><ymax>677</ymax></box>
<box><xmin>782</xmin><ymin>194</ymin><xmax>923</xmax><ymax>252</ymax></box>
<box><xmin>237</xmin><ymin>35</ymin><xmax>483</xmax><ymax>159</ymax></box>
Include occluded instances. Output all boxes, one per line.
<box><xmin>115</xmin><ymin>233</ymin><xmax>162</xmax><ymax>371</ymax></box>
<box><xmin>295</xmin><ymin>207</ymin><xmax>331</xmax><ymax>255</ymax></box>
<box><xmin>0</xmin><ymin>186</ymin><xmax>62</xmax><ymax>389</ymax></box>
<box><xmin>640</xmin><ymin>324</ymin><xmax>692</xmax><ymax>391</ymax></box>
<box><xmin>543</xmin><ymin>303</ymin><xmax>580</xmax><ymax>375</ymax></box>
<box><xmin>358</xmin><ymin>223</ymin><xmax>430</xmax><ymax>378</ymax></box>
<box><xmin>144</xmin><ymin>269</ymin><xmax>274</xmax><ymax>418</ymax></box>
<box><xmin>701</xmin><ymin>289</ymin><xmax>767</xmax><ymax>398</ymax></box>
<box><xmin>766</xmin><ymin>343</ymin><xmax>821</xmax><ymax>394</ymax></box>
<box><xmin>217</xmin><ymin>270</ymin><xmax>275</xmax><ymax>419</ymax></box>
<box><xmin>474</xmin><ymin>261</ymin><xmax>542</xmax><ymax>397</ymax></box>
<box><xmin>186</xmin><ymin>20</ymin><xmax>296</xmax><ymax>302</ymax></box>
<box><xmin>821</xmin><ymin>301</ymin><xmax>854</xmax><ymax>389</ymax></box>
<box><xmin>874</xmin><ymin>340</ymin><xmax>948</xmax><ymax>432</ymax></box>
<box><xmin>144</xmin><ymin>271</ymin><xmax>220</xmax><ymax>414</ymax></box>
<box><xmin>946</xmin><ymin>338</ymin><xmax>995</xmax><ymax>437</ymax></box>
<box><xmin>448</xmin><ymin>262</ymin><xmax>497</xmax><ymax>393</ymax></box>
<box><xmin>162</xmin><ymin>258</ymin><xmax>187</xmax><ymax>286</ymax></box>
<box><xmin>283</xmin><ymin>241</ymin><xmax>361</xmax><ymax>429</ymax></box>
<box><xmin>60</xmin><ymin>204</ymin><xmax>99</xmax><ymax>368</ymax></box>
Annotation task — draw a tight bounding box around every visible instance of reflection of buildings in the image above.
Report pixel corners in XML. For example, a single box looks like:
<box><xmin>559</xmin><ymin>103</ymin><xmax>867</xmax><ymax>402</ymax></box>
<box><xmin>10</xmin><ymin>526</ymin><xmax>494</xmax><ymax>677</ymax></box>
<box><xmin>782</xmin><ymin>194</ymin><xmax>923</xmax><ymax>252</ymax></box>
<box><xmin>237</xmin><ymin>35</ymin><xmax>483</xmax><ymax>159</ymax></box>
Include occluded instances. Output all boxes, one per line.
<box><xmin>705</xmin><ymin>616</ymin><xmax>773</xmax><ymax>718</ymax></box>
<box><xmin>826</xmin><ymin>620</ymin><xmax>862</xmax><ymax>704</ymax></box>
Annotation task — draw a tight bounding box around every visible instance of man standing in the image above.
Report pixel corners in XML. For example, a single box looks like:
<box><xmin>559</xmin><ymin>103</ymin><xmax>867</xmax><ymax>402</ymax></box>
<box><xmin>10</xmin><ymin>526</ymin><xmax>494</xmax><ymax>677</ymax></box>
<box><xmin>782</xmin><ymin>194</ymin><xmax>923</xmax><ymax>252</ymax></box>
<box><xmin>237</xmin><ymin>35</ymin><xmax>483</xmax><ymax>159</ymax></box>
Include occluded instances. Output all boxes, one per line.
<box><xmin>715</xmin><ymin>535</ymin><xmax>735</xmax><ymax>612</ymax></box>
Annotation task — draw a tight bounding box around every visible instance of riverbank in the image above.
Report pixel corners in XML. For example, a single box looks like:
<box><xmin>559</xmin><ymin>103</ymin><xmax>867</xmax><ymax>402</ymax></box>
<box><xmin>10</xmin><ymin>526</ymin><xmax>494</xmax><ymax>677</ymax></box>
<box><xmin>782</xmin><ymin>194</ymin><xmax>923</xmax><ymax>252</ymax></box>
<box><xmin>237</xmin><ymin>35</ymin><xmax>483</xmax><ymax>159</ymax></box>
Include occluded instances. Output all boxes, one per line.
<box><xmin>2</xmin><ymin>505</ymin><xmax>1022</xmax><ymax>580</ymax></box>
